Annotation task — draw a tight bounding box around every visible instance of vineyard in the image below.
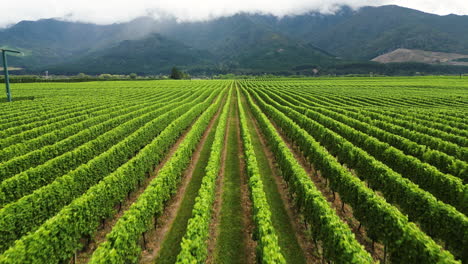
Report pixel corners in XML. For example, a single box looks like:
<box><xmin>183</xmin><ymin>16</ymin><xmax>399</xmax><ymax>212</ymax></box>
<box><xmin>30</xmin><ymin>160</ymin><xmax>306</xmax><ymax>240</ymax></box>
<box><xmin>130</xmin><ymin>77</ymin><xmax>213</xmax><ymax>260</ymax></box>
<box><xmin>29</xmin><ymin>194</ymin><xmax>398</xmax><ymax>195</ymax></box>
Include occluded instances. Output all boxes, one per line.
<box><xmin>0</xmin><ymin>77</ymin><xmax>466</xmax><ymax>264</ymax></box>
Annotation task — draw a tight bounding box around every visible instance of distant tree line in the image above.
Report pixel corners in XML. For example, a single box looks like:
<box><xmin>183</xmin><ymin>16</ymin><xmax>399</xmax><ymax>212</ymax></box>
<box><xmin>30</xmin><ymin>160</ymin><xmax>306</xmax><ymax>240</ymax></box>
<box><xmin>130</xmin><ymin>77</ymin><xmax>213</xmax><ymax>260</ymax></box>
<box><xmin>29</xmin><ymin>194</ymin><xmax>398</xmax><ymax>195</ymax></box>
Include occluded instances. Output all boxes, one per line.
<box><xmin>0</xmin><ymin>73</ymin><xmax>148</xmax><ymax>83</ymax></box>
<box><xmin>293</xmin><ymin>62</ymin><xmax>468</xmax><ymax>76</ymax></box>
<box><xmin>3</xmin><ymin>62</ymin><xmax>468</xmax><ymax>83</ymax></box>
<box><xmin>170</xmin><ymin>67</ymin><xmax>191</xmax><ymax>79</ymax></box>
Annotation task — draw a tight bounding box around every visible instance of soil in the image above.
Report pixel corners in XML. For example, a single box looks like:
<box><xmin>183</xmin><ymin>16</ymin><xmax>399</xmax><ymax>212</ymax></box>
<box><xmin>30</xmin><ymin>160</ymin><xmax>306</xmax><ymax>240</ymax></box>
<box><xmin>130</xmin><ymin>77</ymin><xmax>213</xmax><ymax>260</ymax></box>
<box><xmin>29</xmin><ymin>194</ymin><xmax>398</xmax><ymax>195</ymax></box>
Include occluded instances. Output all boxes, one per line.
<box><xmin>243</xmin><ymin>94</ymin><xmax>321</xmax><ymax>263</ymax></box>
<box><xmin>235</xmin><ymin>96</ymin><xmax>257</xmax><ymax>264</ymax></box>
<box><xmin>74</xmin><ymin>115</ymin><xmax>196</xmax><ymax>264</ymax></box>
<box><xmin>206</xmin><ymin>103</ymin><xmax>230</xmax><ymax>264</ymax></box>
<box><xmin>263</xmin><ymin>101</ymin><xmax>385</xmax><ymax>262</ymax></box>
<box><xmin>73</xmin><ymin>99</ymin><xmax>222</xmax><ymax>264</ymax></box>
<box><xmin>139</xmin><ymin>102</ymin><xmax>223</xmax><ymax>264</ymax></box>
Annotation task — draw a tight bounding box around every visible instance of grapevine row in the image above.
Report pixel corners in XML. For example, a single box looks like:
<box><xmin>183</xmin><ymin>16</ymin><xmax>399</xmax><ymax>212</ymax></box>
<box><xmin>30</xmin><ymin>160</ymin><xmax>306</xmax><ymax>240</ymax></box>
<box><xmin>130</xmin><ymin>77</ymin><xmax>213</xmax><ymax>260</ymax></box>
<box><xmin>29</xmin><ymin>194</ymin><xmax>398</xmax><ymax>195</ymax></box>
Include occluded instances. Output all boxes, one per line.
<box><xmin>0</xmin><ymin>90</ymin><xmax>182</xmax><ymax>163</ymax></box>
<box><xmin>176</xmin><ymin>86</ymin><xmax>232</xmax><ymax>263</ymax></box>
<box><xmin>88</xmin><ymin>88</ymin><xmax>224</xmax><ymax>263</ymax></box>
<box><xmin>244</xmin><ymin>86</ymin><xmax>459</xmax><ymax>263</ymax></box>
<box><xmin>243</xmin><ymin>88</ymin><xmax>374</xmax><ymax>263</ymax></box>
<box><xmin>237</xmin><ymin>88</ymin><xmax>286</xmax><ymax>263</ymax></box>
<box><xmin>0</xmin><ymin>90</ymin><xmax>213</xmax><ymax>253</ymax></box>
<box><xmin>252</xmin><ymin>88</ymin><xmax>468</xmax><ymax>260</ymax></box>
<box><xmin>0</xmin><ymin>91</ymin><xmax>193</xmax><ymax>206</ymax></box>
<box><xmin>259</xmin><ymin>89</ymin><xmax>467</xmax><ymax>207</ymax></box>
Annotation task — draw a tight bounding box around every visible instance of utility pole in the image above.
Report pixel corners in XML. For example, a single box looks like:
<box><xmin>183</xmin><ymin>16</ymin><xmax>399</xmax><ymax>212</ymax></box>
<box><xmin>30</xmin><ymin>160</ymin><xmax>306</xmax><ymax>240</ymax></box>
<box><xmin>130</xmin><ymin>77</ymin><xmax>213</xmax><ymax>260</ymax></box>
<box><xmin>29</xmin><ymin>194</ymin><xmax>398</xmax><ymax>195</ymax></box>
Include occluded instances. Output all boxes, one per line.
<box><xmin>1</xmin><ymin>49</ymin><xmax>21</xmax><ymax>102</ymax></box>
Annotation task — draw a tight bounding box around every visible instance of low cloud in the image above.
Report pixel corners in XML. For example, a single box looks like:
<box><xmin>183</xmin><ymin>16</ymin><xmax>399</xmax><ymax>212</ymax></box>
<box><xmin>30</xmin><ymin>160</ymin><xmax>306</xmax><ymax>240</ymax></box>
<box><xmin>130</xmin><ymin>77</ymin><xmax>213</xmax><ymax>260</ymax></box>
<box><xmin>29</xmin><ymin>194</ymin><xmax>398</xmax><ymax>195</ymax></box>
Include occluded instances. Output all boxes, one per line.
<box><xmin>1</xmin><ymin>0</ymin><xmax>467</xmax><ymax>27</ymax></box>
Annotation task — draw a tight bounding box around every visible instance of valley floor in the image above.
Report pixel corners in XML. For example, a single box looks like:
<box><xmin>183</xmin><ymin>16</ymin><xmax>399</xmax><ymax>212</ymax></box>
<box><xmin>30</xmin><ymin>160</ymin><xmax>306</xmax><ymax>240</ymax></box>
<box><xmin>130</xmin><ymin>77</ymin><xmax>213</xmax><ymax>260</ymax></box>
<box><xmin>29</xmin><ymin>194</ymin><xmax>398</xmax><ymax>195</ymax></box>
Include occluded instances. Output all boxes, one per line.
<box><xmin>0</xmin><ymin>77</ymin><xmax>466</xmax><ymax>263</ymax></box>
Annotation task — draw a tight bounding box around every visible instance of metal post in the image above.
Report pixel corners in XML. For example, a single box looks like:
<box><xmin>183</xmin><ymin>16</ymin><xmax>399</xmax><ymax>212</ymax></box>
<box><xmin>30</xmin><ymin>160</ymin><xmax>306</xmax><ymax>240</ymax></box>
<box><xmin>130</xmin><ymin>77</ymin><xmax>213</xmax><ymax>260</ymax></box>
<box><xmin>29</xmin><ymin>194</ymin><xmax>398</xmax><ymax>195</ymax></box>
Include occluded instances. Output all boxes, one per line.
<box><xmin>1</xmin><ymin>49</ymin><xmax>21</xmax><ymax>102</ymax></box>
<box><xmin>2</xmin><ymin>51</ymin><xmax>12</xmax><ymax>102</ymax></box>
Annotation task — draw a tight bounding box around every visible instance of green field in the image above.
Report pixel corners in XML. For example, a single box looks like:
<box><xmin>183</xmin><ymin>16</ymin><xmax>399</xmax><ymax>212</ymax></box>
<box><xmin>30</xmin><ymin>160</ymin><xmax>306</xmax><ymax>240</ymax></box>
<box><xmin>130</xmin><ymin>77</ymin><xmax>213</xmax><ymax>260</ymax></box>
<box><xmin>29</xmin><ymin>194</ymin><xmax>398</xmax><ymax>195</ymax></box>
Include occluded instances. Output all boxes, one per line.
<box><xmin>0</xmin><ymin>77</ymin><xmax>466</xmax><ymax>263</ymax></box>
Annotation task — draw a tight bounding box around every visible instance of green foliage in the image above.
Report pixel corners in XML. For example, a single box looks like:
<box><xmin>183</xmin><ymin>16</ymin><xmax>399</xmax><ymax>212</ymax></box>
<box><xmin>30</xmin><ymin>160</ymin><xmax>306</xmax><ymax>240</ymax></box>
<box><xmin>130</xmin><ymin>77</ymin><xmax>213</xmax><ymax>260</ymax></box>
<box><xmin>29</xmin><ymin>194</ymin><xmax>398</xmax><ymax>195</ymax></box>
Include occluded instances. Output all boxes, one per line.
<box><xmin>88</xmin><ymin>89</ymin><xmax>224</xmax><ymax>264</ymax></box>
<box><xmin>243</xmin><ymin>88</ymin><xmax>374</xmax><ymax>264</ymax></box>
<box><xmin>170</xmin><ymin>67</ymin><xmax>191</xmax><ymax>80</ymax></box>
<box><xmin>170</xmin><ymin>67</ymin><xmax>183</xmax><ymax>79</ymax></box>
<box><xmin>0</xmin><ymin>78</ymin><xmax>465</xmax><ymax>263</ymax></box>
<box><xmin>258</xmin><ymin>90</ymin><xmax>467</xmax><ymax>214</ymax></box>
<box><xmin>237</xmin><ymin>88</ymin><xmax>286</xmax><ymax>263</ymax></box>
<box><xmin>0</xmin><ymin>90</ymin><xmax>220</xmax><ymax>263</ymax></box>
<box><xmin>0</xmin><ymin>92</ymin><xmax>186</xmax><ymax>205</ymax></box>
<box><xmin>212</xmin><ymin>99</ymin><xmax>246</xmax><ymax>263</ymax></box>
<box><xmin>245</xmin><ymin>84</ymin><xmax>464</xmax><ymax>262</ymax></box>
<box><xmin>3</xmin><ymin>6</ymin><xmax>468</xmax><ymax>76</ymax></box>
<box><xmin>0</xmin><ymin>90</ymin><xmax>212</xmax><ymax>255</ymax></box>
<box><xmin>0</xmin><ymin>111</ymin><xmax>91</xmax><ymax>149</ymax></box>
<box><xmin>326</xmin><ymin>108</ymin><xmax>467</xmax><ymax>180</ymax></box>
<box><xmin>256</xmin><ymin>89</ymin><xmax>468</xmax><ymax>260</ymax></box>
<box><xmin>176</xmin><ymin>86</ymin><xmax>232</xmax><ymax>263</ymax></box>
<box><xmin>76</xmin><ymin>73</ymin><xmax>91</xmax><ymax>79</ymax></box>
<box><xmin>98</xmin><ymin>74</ymin><xmax>113</xmax><ymax>79</ymax></box>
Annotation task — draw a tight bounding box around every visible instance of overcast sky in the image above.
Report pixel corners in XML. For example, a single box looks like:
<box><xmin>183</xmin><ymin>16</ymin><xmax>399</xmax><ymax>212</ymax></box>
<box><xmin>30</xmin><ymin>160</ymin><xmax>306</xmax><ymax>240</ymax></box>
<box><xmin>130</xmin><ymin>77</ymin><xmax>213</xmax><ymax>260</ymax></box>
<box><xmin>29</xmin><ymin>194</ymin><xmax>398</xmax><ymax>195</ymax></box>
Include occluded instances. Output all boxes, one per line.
<box><xmin>2</xmin><ymin>0</ymin><xmax>468</xmax><ymax>27</ymax></box>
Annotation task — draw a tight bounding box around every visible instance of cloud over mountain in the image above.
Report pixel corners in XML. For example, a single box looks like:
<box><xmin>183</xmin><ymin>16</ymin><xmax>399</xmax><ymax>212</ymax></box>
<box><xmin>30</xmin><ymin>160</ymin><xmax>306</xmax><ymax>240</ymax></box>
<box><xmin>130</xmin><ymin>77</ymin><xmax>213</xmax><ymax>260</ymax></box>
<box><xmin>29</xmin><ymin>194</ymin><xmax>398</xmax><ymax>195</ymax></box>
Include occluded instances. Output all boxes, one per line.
<box><xmin>2</xmin><ymin>0</ymin><xmax>467</xmax><ymax>27</ymax></box>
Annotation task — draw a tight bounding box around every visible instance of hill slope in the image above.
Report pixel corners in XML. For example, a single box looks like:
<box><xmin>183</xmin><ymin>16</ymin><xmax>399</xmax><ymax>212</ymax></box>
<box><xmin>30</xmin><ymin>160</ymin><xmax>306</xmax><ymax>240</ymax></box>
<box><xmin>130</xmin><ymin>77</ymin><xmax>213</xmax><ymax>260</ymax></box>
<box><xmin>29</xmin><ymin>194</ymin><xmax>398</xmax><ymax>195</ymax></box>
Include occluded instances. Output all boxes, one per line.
<box><xmin>0</xmin><ymin>17</ymin><xmax>159</xmax><ymax>68</ymax></box>
<box><xmin>304</xmin><ymin>6</ymin><xmax>468</xmax><ymax>59</ymax></box>
<box><xmin>372</xmin><ymin>48</ymin><xmax>468</xmax><ymax>66</ymax></box>
<box><xmin>1</xmin><ymin>5</ymin><xmax>468</xmax><ymax>74</ymax></box>
<box><xmin>48</xmin><ymin>34</ymin><xmax>216</xmax><ymax>75</ymax></box>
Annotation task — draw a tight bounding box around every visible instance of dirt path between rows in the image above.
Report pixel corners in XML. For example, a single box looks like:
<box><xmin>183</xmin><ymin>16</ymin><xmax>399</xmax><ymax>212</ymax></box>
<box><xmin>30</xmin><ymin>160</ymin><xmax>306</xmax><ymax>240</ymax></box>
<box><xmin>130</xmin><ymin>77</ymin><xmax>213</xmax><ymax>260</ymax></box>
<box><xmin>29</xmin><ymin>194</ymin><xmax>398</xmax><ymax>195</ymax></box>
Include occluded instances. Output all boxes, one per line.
<box><xmin>206</xmin><ymin>98</ymin><xmax>231</xmax><ymax>264</ymax></box>
<box><xmin>236</xmin><ymin>91</ymin><xmax>257</xmax><ymax>264</ymax></box>
<box><xmin>241</xmin><ymin>93</ymin><xmax>320</xmax><ymax>263</ymax></box>
<box><xmin>139</xmin><ymin>102</ymin><xmax>223</xmax><ymax>264</ymax></box>
<box><xmin>73</xmin><ymin>99</ymin><xmax>222</xmax><ymax>264</ymax></box>
<box><xmin>75</xmin><ymin>119</ymin><xmax>198</xmax><ymax>264</ymax></box>
<box><xmin>209</xmin><ymin>88</ymin><xmax>256</xmax><ymax>264</ymax></box>
<box><xmin>263</xmin><ymin>102</ymin><xmax>385</xmax><ymax>262</ymax></box>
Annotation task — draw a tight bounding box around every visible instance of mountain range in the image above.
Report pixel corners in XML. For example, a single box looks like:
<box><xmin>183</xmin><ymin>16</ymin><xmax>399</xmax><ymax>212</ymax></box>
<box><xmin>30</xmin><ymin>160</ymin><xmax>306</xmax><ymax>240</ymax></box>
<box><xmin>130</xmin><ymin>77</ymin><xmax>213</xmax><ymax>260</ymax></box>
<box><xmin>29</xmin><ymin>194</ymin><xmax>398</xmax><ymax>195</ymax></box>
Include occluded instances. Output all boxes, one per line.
<box><xmin>1</xmin><ymin>5</ymin><xmax>468</xmax><ymax>75</ymax></box>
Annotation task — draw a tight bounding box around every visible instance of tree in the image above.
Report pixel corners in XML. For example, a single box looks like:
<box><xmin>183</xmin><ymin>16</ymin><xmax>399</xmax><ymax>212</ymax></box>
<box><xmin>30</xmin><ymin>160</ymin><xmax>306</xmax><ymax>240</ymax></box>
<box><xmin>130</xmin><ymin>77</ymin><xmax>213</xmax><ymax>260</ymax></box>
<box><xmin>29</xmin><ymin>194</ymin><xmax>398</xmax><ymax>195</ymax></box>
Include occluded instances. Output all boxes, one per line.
<box><xmin>170</xmin><ymin>67</ymin><xmax>183</xmax><ymax>80</ymax></box>
<box><xmin>129</xmin><ymin>73</ymin><xmax>137</xmax><ymax>79</ymax></box>
<box><xmin>99</xmin><ymin>74</ymin><xmax>113</xmax><ymax>79</ymax></box>
<box><xmin>76</xmin><ymin>73</ymin><xmax>90</xmax><ymax>79</ymax></box>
